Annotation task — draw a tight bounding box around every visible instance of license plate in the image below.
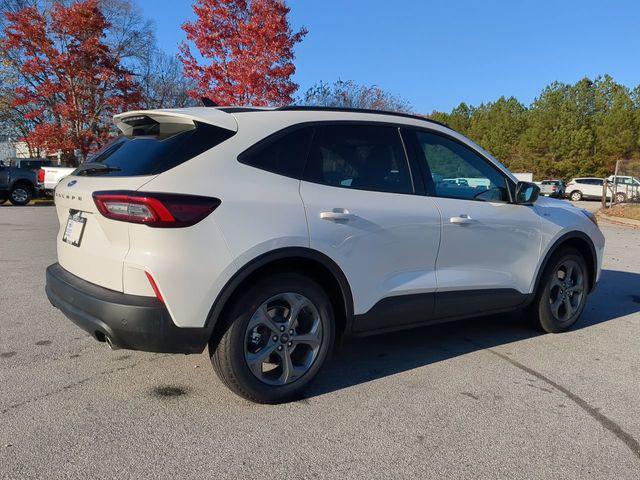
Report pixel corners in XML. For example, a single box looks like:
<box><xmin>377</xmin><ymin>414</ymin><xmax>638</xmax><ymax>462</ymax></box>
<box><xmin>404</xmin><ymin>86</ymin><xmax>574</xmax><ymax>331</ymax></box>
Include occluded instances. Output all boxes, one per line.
<box><xmin>63</xmin><ymin>213</ymin><xmax>87</xmax><ymax>247</ymax></box>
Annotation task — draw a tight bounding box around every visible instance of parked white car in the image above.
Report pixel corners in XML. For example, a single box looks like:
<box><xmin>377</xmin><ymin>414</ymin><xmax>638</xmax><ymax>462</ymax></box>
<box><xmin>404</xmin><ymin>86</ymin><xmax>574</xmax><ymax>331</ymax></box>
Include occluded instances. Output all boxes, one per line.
<box><xmin>37</xmin><ymin>166</ymin><xmax>75</xmax><ymax>195</ymax></box>
<box><xmin>45</xmin><ymin>106</ymin><xmax>605</xmax><ymax>403</ymax></box>
<box><xmin>565</xmin><ymin>177</ymin><xmax>605</xmax><ymax>201</ymax></box>
<box><xmin>606</xmin><ymin>175</ymin><xmax>640</xmax><ymax>202</ymax></box>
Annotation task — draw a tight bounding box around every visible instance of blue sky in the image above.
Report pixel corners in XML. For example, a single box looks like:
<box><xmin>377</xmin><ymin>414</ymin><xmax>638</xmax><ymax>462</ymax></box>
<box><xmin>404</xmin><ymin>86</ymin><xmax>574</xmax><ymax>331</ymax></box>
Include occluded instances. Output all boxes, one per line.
<box><xmin>137</xmin><ymin>0</ymin><xmax>640</xmax><ymax>113</ymax></box>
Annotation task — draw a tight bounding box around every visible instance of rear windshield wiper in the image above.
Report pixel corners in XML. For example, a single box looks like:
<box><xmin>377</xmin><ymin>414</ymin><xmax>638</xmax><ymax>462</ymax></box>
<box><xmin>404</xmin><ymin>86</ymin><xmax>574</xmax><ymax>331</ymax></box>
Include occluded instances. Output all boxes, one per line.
<box><xmin>75</xmin><ymin>163</ymin><xmax>122</xmax><ymax>176</ymax></box>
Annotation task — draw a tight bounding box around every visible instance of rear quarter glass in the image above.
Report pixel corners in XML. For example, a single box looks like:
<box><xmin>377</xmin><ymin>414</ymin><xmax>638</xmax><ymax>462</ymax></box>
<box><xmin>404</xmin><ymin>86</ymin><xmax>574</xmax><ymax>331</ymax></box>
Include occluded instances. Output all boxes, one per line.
<box><xmin>75</xmin><ymin>122</ymin><xmax>235</xmax><ymax>177</ymax></box>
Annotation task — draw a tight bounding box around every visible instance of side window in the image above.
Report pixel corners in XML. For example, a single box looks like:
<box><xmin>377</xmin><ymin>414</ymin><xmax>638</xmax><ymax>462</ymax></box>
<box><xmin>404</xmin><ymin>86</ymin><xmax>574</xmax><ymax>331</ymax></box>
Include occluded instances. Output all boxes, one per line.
<box><xmin>413</xmin><ymin>131</ymin><xmax>510</xmax><ymax>202</ymax></box>
<box><xmin>239</xmin><ymin>127</ymin><xmax>314</xmax><ymax>178</ymax></box>
<box><xmin>304</xmin><ymin>124</ymin><xmax>413</xmax><ymax>194</ymax></box>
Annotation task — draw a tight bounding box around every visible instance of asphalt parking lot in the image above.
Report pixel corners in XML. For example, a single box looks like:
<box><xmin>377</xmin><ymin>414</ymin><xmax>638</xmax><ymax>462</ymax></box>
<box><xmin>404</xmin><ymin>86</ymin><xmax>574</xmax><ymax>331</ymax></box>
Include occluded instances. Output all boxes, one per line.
<box><xmin>1</xmin><ymin>202</ymin><xmax>639</xmax><ymax>479</ymax></box>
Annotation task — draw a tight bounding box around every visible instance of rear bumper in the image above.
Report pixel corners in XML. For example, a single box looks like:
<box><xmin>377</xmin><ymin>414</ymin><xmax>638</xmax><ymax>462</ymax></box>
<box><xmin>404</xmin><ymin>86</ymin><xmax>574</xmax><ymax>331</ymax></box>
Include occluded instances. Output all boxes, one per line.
<box><xmin>45</xmin><ymin>263</ymin><xmax>209</xmax><ymax>354</ymax></box>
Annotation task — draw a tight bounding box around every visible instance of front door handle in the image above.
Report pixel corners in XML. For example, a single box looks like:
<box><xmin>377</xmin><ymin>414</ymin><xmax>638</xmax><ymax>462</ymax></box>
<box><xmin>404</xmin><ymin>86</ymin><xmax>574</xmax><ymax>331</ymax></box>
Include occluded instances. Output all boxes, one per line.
<box><xmin>450</xmin><ymin>214</ymin><xmax>476</xmax><ymax>225</ymax></box>
<box><xmin>320</xmin><ymin>209</ymin><xmax>355</xmax><ymax>222</ymax></box>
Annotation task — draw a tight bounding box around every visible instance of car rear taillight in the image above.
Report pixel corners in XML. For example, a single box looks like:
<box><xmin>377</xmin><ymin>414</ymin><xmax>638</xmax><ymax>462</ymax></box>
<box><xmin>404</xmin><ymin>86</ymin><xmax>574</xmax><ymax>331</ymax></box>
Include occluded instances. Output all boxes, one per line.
<box><xmin>552</xmin><ymin>186</ymin><xmax>557</xmax><ymax>191</ymax></box>
<box><xmin>37</xmin><ymin>169</ymin><xmax>45</xmax><ymax>183</ymax></box>
<box><xmin>92</xmin><ymin>191</ymin><xmax>221</xmax><ymax>228</ymax></box>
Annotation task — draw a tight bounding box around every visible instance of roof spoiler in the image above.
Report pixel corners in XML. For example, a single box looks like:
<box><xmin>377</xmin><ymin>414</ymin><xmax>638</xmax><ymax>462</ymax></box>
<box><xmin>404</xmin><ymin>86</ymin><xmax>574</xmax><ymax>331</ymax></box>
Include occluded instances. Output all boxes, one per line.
<box><xmin>114</xmin><ymin>108</ymin><xmax>238</xmax><ymax>135</ymax></box>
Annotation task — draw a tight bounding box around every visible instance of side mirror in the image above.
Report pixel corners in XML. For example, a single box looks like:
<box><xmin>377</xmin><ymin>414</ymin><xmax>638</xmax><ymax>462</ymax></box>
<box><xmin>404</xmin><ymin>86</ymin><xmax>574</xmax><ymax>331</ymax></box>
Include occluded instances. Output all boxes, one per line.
<box><xmin>515</xmin><ymin>181</ymin><xmax>540</xmax><ymax>205</ymax></box>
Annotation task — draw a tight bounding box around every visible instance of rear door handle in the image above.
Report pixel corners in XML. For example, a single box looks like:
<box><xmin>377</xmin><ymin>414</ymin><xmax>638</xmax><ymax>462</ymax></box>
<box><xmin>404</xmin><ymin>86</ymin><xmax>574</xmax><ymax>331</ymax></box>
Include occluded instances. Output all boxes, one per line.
<box><xmin>450</xmin><ymin>214</ymin><xmax>476</xmax><ymax>225</ymax></box>
<box><xmin>320</xmin><ymin>209</ymin><xmax>355</xmax><ymax>222</ymax></box>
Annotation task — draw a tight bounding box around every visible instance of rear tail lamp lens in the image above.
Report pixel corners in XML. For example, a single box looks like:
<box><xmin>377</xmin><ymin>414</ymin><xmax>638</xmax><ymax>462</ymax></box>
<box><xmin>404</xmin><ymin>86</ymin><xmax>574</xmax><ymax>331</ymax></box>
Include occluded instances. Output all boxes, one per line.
<box><xmin>37</xmin><ymin>169</ymin><xmax>45</xmax><ymax>183</ymax></box>
<box><xmin>93</xmin><ymin>191</ymin><xmax>221</xmax><ymax>228</ymax></box>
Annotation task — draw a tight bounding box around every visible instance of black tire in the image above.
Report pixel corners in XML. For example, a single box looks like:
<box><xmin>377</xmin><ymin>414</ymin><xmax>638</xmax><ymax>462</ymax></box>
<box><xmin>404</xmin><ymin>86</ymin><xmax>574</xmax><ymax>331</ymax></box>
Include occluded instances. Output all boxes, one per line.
<box><xmin>9</xmin><ymin>183</ymin><xmax>33</xmax><ymax>206</ymax></box>
<box><xmin>569</xmin><ymin>190</ymin><xmax>582</xmax><ymax>202</ymax></box>
<box><xmin>210</xmin><ymin>273</ymin><xmax>335</xmax><ymax>404</ymax></box>
<box><xmin>527</xmin><ymin>248</ymin><xmax>589</xmax><ymax>333</ymax></box>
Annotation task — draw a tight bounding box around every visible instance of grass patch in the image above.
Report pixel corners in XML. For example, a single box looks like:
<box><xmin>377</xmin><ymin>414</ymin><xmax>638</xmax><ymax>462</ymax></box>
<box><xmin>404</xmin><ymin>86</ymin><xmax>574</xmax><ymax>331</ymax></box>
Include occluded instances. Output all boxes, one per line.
<box><xmin>605</xmin><ymin>204</ymin><xmax>640</xmax><ymax>221</ymax></box>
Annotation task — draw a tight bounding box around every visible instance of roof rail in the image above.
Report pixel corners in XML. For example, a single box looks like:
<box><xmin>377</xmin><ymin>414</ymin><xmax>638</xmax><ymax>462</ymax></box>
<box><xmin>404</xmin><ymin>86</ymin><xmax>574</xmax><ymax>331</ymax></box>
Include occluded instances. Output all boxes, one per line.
<box><xmin>276</xmin><ymin>105</ymin><xmax>449</xmax><ymax>128</ymax></box>
<box><xmin>217</xmin><ymin>107</ymin><xmax>269</xmax><ymax>113</ymax></box>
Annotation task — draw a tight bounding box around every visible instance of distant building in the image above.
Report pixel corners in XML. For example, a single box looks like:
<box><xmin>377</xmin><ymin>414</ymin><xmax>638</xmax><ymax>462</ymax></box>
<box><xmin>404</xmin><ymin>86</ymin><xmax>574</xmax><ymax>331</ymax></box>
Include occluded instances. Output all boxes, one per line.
<box><xmin>0</xmin><ymin>133</ymin><xmax>63</xmax><ymax>165</ymax></box>
<box><xmin>14</xmin><ymin>141</ymin><xmax>32</xmax><ymax>159</ymax></box>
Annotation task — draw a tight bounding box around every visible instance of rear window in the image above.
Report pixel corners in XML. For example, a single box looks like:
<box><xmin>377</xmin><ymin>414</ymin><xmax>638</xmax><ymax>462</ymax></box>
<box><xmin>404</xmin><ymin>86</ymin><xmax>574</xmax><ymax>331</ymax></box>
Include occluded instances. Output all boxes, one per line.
<box><xmin>75</xmin><ymin>121</ymin><xmax>235</xmax><ymax>177</ymax></box>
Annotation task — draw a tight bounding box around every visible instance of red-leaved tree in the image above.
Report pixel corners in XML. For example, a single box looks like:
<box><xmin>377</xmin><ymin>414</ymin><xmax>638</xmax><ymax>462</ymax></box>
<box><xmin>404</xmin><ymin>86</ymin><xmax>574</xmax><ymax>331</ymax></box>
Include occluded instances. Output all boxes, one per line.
<box><xmin>2</xmin><ymin>0</ymin><xmax>141</xmax><ymax>165</ymax></box>
<box><xmin>179</xmin><ymin>0</ymin><xmax>306</xmax><ymax>106</ymax></box>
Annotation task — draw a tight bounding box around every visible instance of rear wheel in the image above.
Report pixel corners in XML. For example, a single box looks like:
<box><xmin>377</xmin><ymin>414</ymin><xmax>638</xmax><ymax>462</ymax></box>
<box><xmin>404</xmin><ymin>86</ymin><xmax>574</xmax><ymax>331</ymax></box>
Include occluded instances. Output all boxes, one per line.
<box><xmin>615</xmin><ymin>192</ymin><xmax>627</xmax><ymax>204</ymax></box>
<box><xmin>210</xmin><ymin>273</ymin><xmax>335</xmax><ymax>404</ymax></box>
<box><xmin>569</xmin><ymin>190</ymin><xmax>582</xmax><ymax>201</ymax></box>
<box><xmin>528</xmin><ymin>248</ymin><xmax>588</xmax><ymax>333</ymax></box>
<box><xmin>9</xmin><ymin>183</ymin><xmax>32</xmax><ymax>206</ymax></box>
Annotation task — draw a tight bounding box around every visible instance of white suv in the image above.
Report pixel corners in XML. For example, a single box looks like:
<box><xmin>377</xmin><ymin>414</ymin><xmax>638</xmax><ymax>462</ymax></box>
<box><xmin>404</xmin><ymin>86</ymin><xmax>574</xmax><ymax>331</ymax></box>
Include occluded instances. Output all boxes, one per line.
<box><xmin>46</xmin><ymin>106</ymin><xmax>605</xmax><ymax>403</ymax></box>
<box><xmin>566</xmin><ymin>177</ymin><xmax>605</xmax><ymax>201</ymax></box>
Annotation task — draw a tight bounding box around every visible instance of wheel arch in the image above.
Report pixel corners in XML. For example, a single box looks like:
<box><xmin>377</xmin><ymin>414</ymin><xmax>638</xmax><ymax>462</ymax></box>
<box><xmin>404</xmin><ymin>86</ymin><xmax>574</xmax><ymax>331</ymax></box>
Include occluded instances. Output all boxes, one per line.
<box><xmin>533</xmin><ymin>231</ymin><xmax>597</xmax><ymax>296</ymax></box>
<box><xmin>11</xmin><ymin>178</ymin><xmax>35</xmax><ymax>192</ymax></box>
<box><xmin>205</xmin><ymin>247</ymin><xmax>354</xmax><ymax>348</ymax></box>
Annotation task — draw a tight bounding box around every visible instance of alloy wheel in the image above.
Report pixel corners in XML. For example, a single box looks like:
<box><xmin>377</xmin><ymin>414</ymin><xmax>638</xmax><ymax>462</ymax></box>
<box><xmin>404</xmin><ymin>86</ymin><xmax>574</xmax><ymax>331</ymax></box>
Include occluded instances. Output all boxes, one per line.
<box><xmin>244</xmin><ymin>292</ymin><xmax>323</xmax><ymax>386</ymax></box>
<box><xmin>11</xmin><ymin>188</ymin><xmax>29</xmax><ymax>204</ymax></box>
<box><xmin>548</xmin><ymin>259</ymin><xmax>584</xmax><ymax>323</ymax></box>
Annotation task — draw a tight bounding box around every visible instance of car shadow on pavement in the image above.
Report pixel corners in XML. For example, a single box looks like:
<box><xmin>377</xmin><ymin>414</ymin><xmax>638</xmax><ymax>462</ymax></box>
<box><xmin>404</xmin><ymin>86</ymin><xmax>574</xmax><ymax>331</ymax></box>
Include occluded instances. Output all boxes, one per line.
<box><xmin>306</xmin><ymin>269</ymin><xmax>640</xmax><ymax>399</ymax></box>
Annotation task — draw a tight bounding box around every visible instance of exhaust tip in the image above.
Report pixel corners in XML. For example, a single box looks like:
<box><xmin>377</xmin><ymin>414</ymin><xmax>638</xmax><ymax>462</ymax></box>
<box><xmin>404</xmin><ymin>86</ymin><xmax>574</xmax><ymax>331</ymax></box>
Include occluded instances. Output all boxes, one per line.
<box><xmin>105</xmin><ymin>336</ymin><xmax>120</xmax><ymax>350</ymax></box>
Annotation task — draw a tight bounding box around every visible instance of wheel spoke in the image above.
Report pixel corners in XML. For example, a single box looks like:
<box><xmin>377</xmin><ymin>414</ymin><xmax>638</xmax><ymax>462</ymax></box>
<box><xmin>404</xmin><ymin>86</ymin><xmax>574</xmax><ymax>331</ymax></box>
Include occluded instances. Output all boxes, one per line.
<box><xmin>247</xmin><ymin>305</ymin><xmax>280</xmax><ymax>334</ymax></box>
<box><xmin>292</xmin><ymin>317</ymin><xmax>322</xmax><ymax>348</ymax></box>
<box><xmin>551</xmin><ymin>276</ymin><xmax>563</xmax><ymax>289</ymax></box>
<box><xmin>564</xmin><ymin>263</ymin><xmax>574</xmax><ymax>281</ymax></box>
<box><xmin>283</xmin><ymin>293</ymin><xmax>309</xmax><ymax>328</ymax></box>
<box><xmin>246</xmin><ymin>342</ymin><xmax>277</xmax><ymax>377</ymax></box>
<box><xmin>276</xmin><ymin>348</ymin><xmax>305</xmax><ymax>384</ymax></box>
<box><xmin>563</xmin><ymin>296</ymin><xmax>574</xmax><ymax>318</ymax></box>
<box><xmin>292</xmin><ymin>332</ymin><xmax>321</xmax><ymax>348</ymax></box>
<box><xmin>550</xmin><ymin>296</ymin><xmax>563</xmax><ymax>318</ymax></box>
<box><xmin>567</xmin><ymin>283</ymin><xmax>583</xmax><ymax>294</ymax></box>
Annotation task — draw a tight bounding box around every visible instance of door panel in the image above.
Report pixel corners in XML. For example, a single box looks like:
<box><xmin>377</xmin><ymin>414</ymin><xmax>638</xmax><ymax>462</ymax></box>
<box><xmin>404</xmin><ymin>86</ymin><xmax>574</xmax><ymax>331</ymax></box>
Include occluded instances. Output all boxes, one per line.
<box><xmin>406</xmin><ymin>128</ymin><xmax>543</xmax><ymax>297</ymax></box>
<box><xmin>432</xmin><ymin>197</ymin><xmax>541</xmax><ymax>294</ymax></box>
<box><xmin>301</xmin><ymin>181</ymin><xmax>441</xmax><ymax>317</ymax></box>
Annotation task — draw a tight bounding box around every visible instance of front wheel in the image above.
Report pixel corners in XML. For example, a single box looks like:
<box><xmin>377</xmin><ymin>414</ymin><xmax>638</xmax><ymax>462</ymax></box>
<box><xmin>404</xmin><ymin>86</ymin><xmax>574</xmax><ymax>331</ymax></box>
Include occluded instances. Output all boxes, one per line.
<box><xmin>210</xmin><ymin>273</ymin><xmax>335</xmax><ymax>403</ymax></box>
<box><xmin>569</xmin><ymin>190</ymin><xmax>582</xmax><ymax>201</ymax></box>
<box><xmin>528</xmin><ymin>248</ymin><xmax>588</xmax><ymax>333</ymax></box>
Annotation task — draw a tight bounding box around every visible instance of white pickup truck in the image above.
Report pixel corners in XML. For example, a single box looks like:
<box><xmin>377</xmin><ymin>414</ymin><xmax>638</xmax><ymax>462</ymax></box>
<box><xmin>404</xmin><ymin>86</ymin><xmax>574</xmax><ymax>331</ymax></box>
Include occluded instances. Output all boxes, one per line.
<box><xmin>37</xmin><ymin>166</ymin><xmax>76</xmax><ymax>196</ymax></box>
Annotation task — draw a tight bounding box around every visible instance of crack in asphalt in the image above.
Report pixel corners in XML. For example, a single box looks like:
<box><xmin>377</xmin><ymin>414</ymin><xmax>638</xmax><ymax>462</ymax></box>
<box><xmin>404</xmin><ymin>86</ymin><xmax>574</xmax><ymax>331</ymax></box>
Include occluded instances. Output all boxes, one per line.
<box><xmin>488</xmin><ymin>348</ymin><xmax>640</xmax><ymax>460</ymax></box>
<box><xmin>0</xmin><ymin>354</ymin><xmax>170</xmax><ymax>415</ymax></box>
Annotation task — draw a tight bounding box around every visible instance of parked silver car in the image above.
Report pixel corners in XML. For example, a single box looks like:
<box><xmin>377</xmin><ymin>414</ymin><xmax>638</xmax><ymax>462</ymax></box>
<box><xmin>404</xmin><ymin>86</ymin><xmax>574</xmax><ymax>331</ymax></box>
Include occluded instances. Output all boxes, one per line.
<box><xmin>540</xmin><ymin>179</ymin><xmax>566</xmax><ymax>198</ymax></box>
